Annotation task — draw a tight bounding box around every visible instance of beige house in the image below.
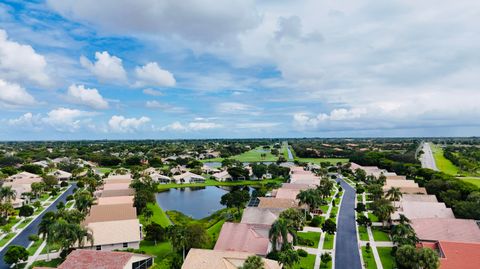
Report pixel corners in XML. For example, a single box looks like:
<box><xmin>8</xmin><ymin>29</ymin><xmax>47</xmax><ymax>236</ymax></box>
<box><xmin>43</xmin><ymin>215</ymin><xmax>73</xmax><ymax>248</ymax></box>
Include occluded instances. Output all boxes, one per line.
<box><xmin>212</xmin><ymin>170</ymin><xmax>232</xmax><ymax>182</ymax></box>
<box><xmin>383</xmin><ymin>179</ymin><xmax>427</xmax><ymax>194</ymax></box>
<box><xmin>57</xmin><ymin>249</ymin><xmax>152</xmax><ymax>269</ymax></box>
<box><xmin>392</xmin><ymin>201</ymin><xmax>455</xmax><ymax>220</ymax></box>
<box><xmin>182</xmin><ymin>248</ymin><xmax>281</xmax><ymax>269</ymax></box>
<box><xmin>48</xmin><ymin>170</ymin><xmax>72</xmax><ymax>181</ymax></box>
<box><xmin>85</xmin><ymin>219</ymin><xmax>142</xmax><ymax>251</ymax></box>
<box><xmin>97</xmin><ymin>196</ymin><xmax>134</xmax><ymax>206</ymax></box>
<box><xmin>241</xmin><ymin>207</ymin><xmax>283</xmax><ymax>226</ymax></box>
<box><xmin>172</xmin><ymin>172</ymin><xmax>205</xmax><ymax>184</ymax></box>
<box><xmin>4</xmin><ymin>172</ymin><xmax>43</xmax><ymax>207</ymax></box>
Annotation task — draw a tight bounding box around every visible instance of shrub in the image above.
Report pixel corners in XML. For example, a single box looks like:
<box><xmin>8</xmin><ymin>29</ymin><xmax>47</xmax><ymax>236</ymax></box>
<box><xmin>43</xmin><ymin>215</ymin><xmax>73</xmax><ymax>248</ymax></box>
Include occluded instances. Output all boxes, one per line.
<box><xmin>60</xmin><ymin>181</ymin><xmax>68</xmax><ymax>187</ymax></box>
<box><xmin>297</xmin><ymin>237</ymin><xmax>314</xmax><ymax>247</ymax></box>
<box><xmin>310</xmin><ymin>216</ymin><xmax>323</xmax><ymax>227</ymax></box>
<box><xmin>306</xmin><ymin>213</ymin><xmax>313</xmax><ymax>221</ymax></box>
<box><xmin>66</xmin><ymin>195</ymin><xmax>73</xmax><ymax>201</ymax></box>
<box><xmin>19</xmin><ymin>205</ymin><xmax>34</xmax><ymax>217</ymax></box>
<box><xmin>297</xmin><ymin>249</ymin><xmax>308</xmax><ymax>257</ymax></box>
<box><xmin>28</xmin><ymin>234</ymin><xmax>39</xmax><ymax>242</ymax></box>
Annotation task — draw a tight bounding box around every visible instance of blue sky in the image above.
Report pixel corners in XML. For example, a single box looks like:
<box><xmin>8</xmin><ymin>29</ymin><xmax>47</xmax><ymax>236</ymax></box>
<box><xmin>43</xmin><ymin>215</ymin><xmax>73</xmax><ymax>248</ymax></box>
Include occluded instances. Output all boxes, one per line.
<box><xmin>1</xmin><ymin>0</ymin><xmax>479</xmax><ymax>140</ymax></box>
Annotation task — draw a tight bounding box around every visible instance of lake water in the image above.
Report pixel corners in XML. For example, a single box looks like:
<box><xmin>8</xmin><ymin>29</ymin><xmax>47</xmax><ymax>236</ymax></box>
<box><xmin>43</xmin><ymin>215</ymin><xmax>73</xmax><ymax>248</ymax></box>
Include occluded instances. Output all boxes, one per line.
<box><xmin>156</xmin><ymin>186</ymin><xmax>230</xmax><ymax>219</ymax></box>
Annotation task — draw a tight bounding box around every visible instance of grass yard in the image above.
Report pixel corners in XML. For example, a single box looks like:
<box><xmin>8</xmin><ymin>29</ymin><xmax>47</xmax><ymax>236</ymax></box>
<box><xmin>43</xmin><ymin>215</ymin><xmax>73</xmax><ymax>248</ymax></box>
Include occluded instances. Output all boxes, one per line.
<box><xmin>358</xmin><ymin>226</ymin><xmax>369</xmax><ymax>241</ymax></box>
<box><xmin>30</xmin><ymin>258</ymin><xmax>63</xmax><ymax>268</ymax></box>
<box><xmin>368</xmin><ymin>213</ymin><xmax>379</xmax><ymax>222</ymax></box>
<box><xmin>17</xmin><ymin>218</ymin><xmax>33</xmax><ymax>229</ymax></box>
<box><xmin>139</xmin><ymin>240</ymin><xmax>173</xmax><ymax>262</ymax></box>
<box><xmin>293</xmin><ymin>254</ymin><xmax>316</xmax><ymax>269</ymax></box>
<box><xmin>41</xmin><ymin>242</ymin><xmax>60</xmax><ymax>254</ymax></box>
<box><xmin>232</xmin><ymin>146</ymin><xmax>279</xmax><ymax>162</ymax></box>
<box><xmin>206</xmin><ymin>219</ymin><xmax>225</xmax><ymax>248</ymax></box>
<box><xmin>28</xmin><ymin>239</ymin><xmax>43</xmax><ymax>256</ymax></box>
<box><xmin>139</xmin><ymin>203</ymin><xmax>172</xmax><ymax>227</ymax></box>
<box><xmin>431</xmin><ymin>144</ymin><xmax>459</xmax><ymax>175</ymax></box>
<box><xmin>372</xmin><ymin>227</ymin><xmax>391</xmax><ymax>242</ymax></box>
<box><xmin>459</xmin><ymin>177</ymin><xmax>480</xmax><ymax>188</ymax></box>
<box><xmin>157</xmin><ymin>178</ymin><xmax>283</xmax><ymax>191</ymax></box>
<box><xmin>377</xmin><ymin>247</ymin><xmax>396</xmax><ymax>269</ymax></box>
<box><xmin>96</xmin><ymin>167</ymin><xmax>113</xmax><ymax>173</ymax></box>
<box><xmin>362</xmin><ymin>246</ymin><xmax>378</xmax><ymax>269</ymax></box>
<box><xmin>295</xmin><ymin>158</ymin><xmax>349</xmax><ymax>164</ymax></box>
<box><xmin>297</xmin><ymin>231</ymin><xmax>320</xmax><ymax>248</ymax></box>
<box><xmin>319</xmin><ymin>205</ymin><xmax>329</xmax><ymax>214</ymax></box>
<box><xmin>323</xmin><ymin>233</ymin><xmax>334</xmax><ymax>250</ymax></box>
<box><xmin>0</xmin><ymin>232</ymin><xmax>15</xmax><ymax>247</ymax></box>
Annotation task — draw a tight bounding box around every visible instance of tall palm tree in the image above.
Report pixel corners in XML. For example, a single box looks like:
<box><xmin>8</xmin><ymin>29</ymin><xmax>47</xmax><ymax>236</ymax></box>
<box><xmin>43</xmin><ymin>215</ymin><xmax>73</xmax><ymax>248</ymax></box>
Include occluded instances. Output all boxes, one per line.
<box><xmin>74</xmin><ymin>190</ymin><xmax>93</xmax><ymax>214</ymax></box>
<box><xmin>38</xmin><ymin>212</ymin><xmax>56</xmax><ymax>261</ymax></box>
<box><xmin>385</xmin><ymin>187</ymin><xmax>402</xmax><ymax>202</ymax></box>
<box><xmin>167</xmin><ymin>225</ymin><xmax>189</xmax><ymax>260</ymax></box>
<box><xmin>373</xmin><ymin>199</ymin><xmax>395</xmax><ymax>227</ymax></box>
<box><xmin>296</xmin><ymin>189</ymin><xmax>322</xmax><ymax>213</ymax></box>
<box><xmin>318</xmin><ymin>178</ymin><xmax>334</xmax><ymax>199</ymax></box>
<box><xmin>0</xmin><ymin>187</ymin><xmax>16</xmax><ymax>203</ymax></box>
<box><xmin>391</xmin><ymin>223</ymin><xmax>418</xmax><ymax>246</ymax></box>
<box><xmin>269</xmin><ymin>219</ymin><xmax>297</xmax><ymax>251</ymax></box>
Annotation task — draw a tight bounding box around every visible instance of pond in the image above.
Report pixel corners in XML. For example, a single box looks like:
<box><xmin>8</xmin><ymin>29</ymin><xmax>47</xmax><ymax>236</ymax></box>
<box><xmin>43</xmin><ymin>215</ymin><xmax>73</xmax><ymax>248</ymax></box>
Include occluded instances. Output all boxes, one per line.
<box><xmin>156</xmin><ymin>186</ymin><xmax>234</xmax><ymax>219</ymax></box>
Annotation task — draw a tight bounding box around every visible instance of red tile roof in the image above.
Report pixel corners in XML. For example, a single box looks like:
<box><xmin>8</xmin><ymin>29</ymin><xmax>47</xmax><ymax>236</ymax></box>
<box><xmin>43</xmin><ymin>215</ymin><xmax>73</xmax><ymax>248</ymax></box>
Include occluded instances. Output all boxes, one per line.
<box><xmin>431</xmin><ymin>241</ymin><xmax>480</xmax><ymax>269</ymax></box>
<box><xmin>58</xmin><ymin>249</ymin><xmax>135</xmax><ymax>269</ymax></box>
<box><xmin>214</xmin><ymin>222</ymin><xmax>271</xmax><ymax>256</ymax></box>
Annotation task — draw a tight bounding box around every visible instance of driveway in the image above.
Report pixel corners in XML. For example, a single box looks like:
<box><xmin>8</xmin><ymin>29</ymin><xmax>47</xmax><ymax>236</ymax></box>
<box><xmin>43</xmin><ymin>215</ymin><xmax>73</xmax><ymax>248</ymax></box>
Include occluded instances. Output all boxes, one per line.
<box><xmin>335</xmin><ymin>177</ymin><xmax>362</xmax><ymax>269</ymax></box>
<box><xmin>0</xmin><ymin>184</ymin><xmax>76</xmax><ymax>269</ymax></box>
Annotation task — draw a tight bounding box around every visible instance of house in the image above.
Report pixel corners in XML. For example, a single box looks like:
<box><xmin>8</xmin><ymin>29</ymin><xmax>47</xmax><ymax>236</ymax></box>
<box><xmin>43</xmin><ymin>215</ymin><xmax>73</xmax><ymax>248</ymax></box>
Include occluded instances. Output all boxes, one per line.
<box><xmin>212</xmin><ymin>170</ymin><xmax>232</xmax><ymax>182</ymax></box>
<box><xmin>151</xmin><ymin>173</ymin><xmax>172</xmax><ymax>183</ymax></box>
<box><xmin>289</xmin><ymin>166</ymin><xmax>320</xmax><ymax>185</ymax></box>
<box><xmin>182</xmin><ymin>248</ymin><xmax>281</xmax><ymax>269</ymax></box>
<box><xmin>241</xmin><ymin>207</ymin><xmax>283</xmax><ymax>226</ymax></box>
<box><xmin>83</xmin><ymin>204</ymin><xmax>137</xmax><ymax>225</ymax></box>
<box><xmin>273</xmin><ymin>188</ymin><xmax>301</xmax><ymax>200</ymax></box>
<box><xmin>6</xmin><ymin>171</ymin><xmax>43</xmax><ymax>183</ymax></box>
<box><xmin>100</xmin><ymin>189</ymin><xmax>135</xmax><ymax>197</ymax></box>
<box><xmin>172</xmin><ymin>172</ymin><xmax>205</xmax><ymax>184</ymax></box>
<box><xmin>400</xmin><ymin>194</ymin><xmax>438</xmax><ymax>203</ymax></box>
<box><xmin>392</xmin><ymin>201</ymin><xmax>455</xmax><ymax>221</ymax></box>
<box><xmin>97</xmin><ymin>196</ymin><xmax>134</xmax><ymax>206</ymax></box>
<box><xmin>48</xmin><ymin>170</ymin><xmax>72</xmax><ymax>181</ymax></box>
<box><xmin>257</xmin><ymin>197</ymin><xmax>306</xmax><ymax>210</ymax></box>
<box><xmin>411</xmin><ymin>218</ymin><xmax>480</xmax><ymax>243</ymax></box>
<box><xmin>281</xmin><ymin>183</ymin><xmax>315</xmax><ymax>190</ymax></box>
<box><xmin>419</xmin><ymin>241</ymin><xmax>480</xmax><ymax>269</ymax></box>
<box><xmin>54</xmin><ymin>249</ymin><xmax>153</xmax><ymax>269</ymax></box>
<box><xmin>201</xmin><ymin>164</ymin><xmax>220</xmax><ymax>174</ymax></box>
<box><xmin>383</xmin><ymin>179</ymin><xmax>427</xmax><ymax>194</ymax></box>
<box><xmin>85</xmin><ymin>219</ymin><xmax>142</xmax><ymax>251</ymax></box>
<box><xmin>170</xmin><ymin>165</ymin><xmax>187</xmax><ymax>175</ymax></box>
<box><xmin>32</xmin><ymin>160</ymin><xmax>49</xmax><ymax>168</ymax></box>
<box><xmin>104</xmin><ymin>174</ymin><xmax>133</xmax><ymax>183</ymax></box>
<box><xmin>4</xmin><ymin>172</ymin><xmax>43</xmax><ymax>207</ymax></box>
<box><xmin>214</xmin><ymin>222</ymin><xmax>272</xmax><ymax>256</ymax></box>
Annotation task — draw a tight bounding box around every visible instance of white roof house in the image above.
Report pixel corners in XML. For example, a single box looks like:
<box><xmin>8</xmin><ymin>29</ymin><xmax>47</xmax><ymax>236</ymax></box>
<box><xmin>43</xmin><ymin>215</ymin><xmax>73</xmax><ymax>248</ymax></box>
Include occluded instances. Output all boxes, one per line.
<box><xmin>173</xmin><ymin>172</ymin><xmax>205</xmax><ymax>184</ymax></box>
<box><xmin>48</xmin><ymin>169</ymin><xmax>72</xmax><ymax>180</ymax></box>
<box><xmin>212</xmin><ymin>170</ymin><xmax>232</xmax><ymax>182</ymax></box>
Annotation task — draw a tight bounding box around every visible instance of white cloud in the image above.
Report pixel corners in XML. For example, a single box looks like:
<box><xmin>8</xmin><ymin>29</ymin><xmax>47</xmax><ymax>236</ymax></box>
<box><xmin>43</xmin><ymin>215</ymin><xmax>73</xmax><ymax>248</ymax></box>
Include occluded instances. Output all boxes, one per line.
<box><xmin>108</xmin><ymin>115</ymin><xmax>151</xmax><ymax>133</ymax></box>
<box><xmin>67</xmin><ymin>84</ymin><xmax>108</xmax><ymax>109</ymax></box>
<box><xmin>0</xmin><ymin>79</ymin><xmax>36</xmax><ymax>107</ymax></box>
<box><xmin>7</xmin><ymin>113</ymin><xmax>42</xmax><ymax>130</ymax></box>
<box><xmin>145</xmin><ymin>100</ymin><xmax>186</xmax><ymax>113</ymax></box>
<box><xmin>42</xmin><ymin>107</ymin><xmax>96</xmax><ymax>132</ymax></box>
<box><xmin>80</xmin><ymin>51</ymin><xmax>127</xmax><ymax>83</ymax></box>
<box><xmin>47</xmin><ymin>0</ymin><xmax>260</xmax><ymax>44</ymax></box>
<box><xmin>143</xmin><ymin>88</ymin><xmax>163</xmax><ymax>96</ymax></box>
<box><xmin>0</xmin><ymin>29</ymin><xmax>50</xmax><ymax>86</ymax></box>
<box><xmin>188</xmin><ymin>122</ymin><xmax>221</xmax><ymax>131</ymax></box>
<box><xmin>162</xmin><ymin>120</ymin><xmax>221</xmax><ymax>132</ymax></box>
<box><xmin>217</xmin><ymin>102</ymin><xmax>258</xmax><ymax>115</ymax></box>
<box><xmin>135</xmin><ymin>62</ymin><xmax>175</xmax><ymax>87</ymax></box>
<box><xmin>235</xmin><ymin>122</ymin><xmax>280</xmax><ymax>129</ymax></box>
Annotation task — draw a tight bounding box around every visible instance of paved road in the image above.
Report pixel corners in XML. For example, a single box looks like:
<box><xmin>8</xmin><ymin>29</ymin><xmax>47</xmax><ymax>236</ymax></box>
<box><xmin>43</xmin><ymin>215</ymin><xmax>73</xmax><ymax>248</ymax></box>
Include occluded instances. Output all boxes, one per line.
<box><xmin>420</xmin><ymin>142</ymin><xmax>438</xmax><ymax>170</ymax></box>
<box><xmin>335</xmin><ymin>177</ymin><xmax>362</xmax><ymax>269</ymax></box>
<box><xmin>0</xmin><ymin>184</ymin><xmax>76</xmax><ymax>269</ymax></box>
<box><xmin>285</xmin><ymin>142</ymin><xmax>294</xmax><ymax>160</ymax></box>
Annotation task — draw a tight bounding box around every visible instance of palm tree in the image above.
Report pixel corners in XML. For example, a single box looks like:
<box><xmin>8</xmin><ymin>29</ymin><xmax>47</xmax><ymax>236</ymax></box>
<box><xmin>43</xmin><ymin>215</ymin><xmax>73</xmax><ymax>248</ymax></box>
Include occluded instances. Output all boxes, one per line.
<box><xmin>269</xmin><ymin>219</ymin><xmax>297</xmax><ymax>252</ymax></box>
<box><xmin>0</xmin><ymin>187</ymin><xmax>16</xmax><ymax>203</ymax></box>
<box><xmin>318</xmin><ymin>178</ymin><xmax>334</xmax><ymax>199</ymax></box>
<box><xmin>167</xmin><ymin>225</ymin><xmax>189</xmax><ymax>260</ymax></box>
<box><xmin>385</xmin><ymin>187</ymin><xmax>402</xmax><ymax>202</ymax></box>
<box><xmin>296</xmin><ymin>189</ymin><xmax>322</xmax><ymax>213</ymax></box>
<box><xmin>277</xmin><ymin>246</ymin><xmax>300</xmax><ymax>268</ymax></box>
<box><xmin>74</xmin><ymin>190</ymin><xmax>93</xmax><ymax>214</ymax></box>
<box><xmin>240</xmin><ymin>255</ymin><xmax>265</xmax><ymax>269</ymax></box>
<box><xmin>38</xmin><ymin>212</ymin><xmax>56</xmax><ymax>261</ymax></box>
<box><xmin>391</xmin><ymin>223</ymin><xmax>418</xmax><ymax>246</ymax></box>
<box><xmin>373</xmin><ymin>199</ymin><xmax>395</xmax><ymax>227</ymax></box>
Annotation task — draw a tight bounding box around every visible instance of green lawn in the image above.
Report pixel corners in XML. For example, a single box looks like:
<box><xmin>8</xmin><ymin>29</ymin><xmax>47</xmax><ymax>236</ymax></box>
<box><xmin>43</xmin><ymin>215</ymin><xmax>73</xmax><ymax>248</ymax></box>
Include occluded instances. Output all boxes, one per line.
<box><xmin>459</xmin><ymin>177</ymin><xmax>480</xmax><ymax>188</ymax></box>
<box><xmin>323</xmin><ymin>233</ymin><xmax>334</xmax><ymax>250</ymax></box>
<box><xmin>206</xmin><ymin>219</ymin><xmax>225</xmax><ymax>248</ymax></box>
<box><xmin>139</xmin><ymin>203</ymin><xmax>172</xmax><ymax>227</ymax></box>
<box><xmin>431</xmin><ymin>144</ymin><xmax>459</xmax><ymax>175</ymax></box>
<box><xmin>96</xmin><ymin>167</ymin><xmax>113</xmax><ymax>173</ymax></box>
<box><xmin>295</xmin><ymin>158</ymin><xmax>349</xmax><ymax>164</ymax></box>
<box><xmin>293</xmin><ymin>254</ymin><xmax>316</xmax><ymax>269</ymax></box>
<box><xmin>17</xmin><ymin>218</ymin><xmax>33</xmax><ymax>229</ymax></box>
<box><xmin>358</xmin><ymin>226</ymin><xmax>369</xmax><ymax>241</ymax></box>
<box><xmin>330</xmin><ymin>206</ymin><xmax>338</xmax><ymax>217</ymax></box>
<box><xmin>139</xmin><ymin>240</ymin><xmax>173</xmax><ymax>264</ymax></box>
<box><xmin>30</xmin><ymin>258</ymin><xmax>63</xmax><ymax>268</ymax></box>
<box><xmin>157</xmin><ymin>178</ymin><xmax>283</xmax><ymax>191</ymax></box>
<box><xmin>297</xmin><ymin>231</ymin><xmax>320</xmax><ymax>248</ymax></box>
<box><xmin>28</xmin><ymin>239</ymin><xmax>43</xmax><ymax>256</ymax></box>
<box><xmin>368</xmin><ymin>213</ymin><xmax>379</xmax><ymax>222</ymax></box>
<box><xmin>372</xmin><ymin>227</ymin><xmax>390</xmax><ymax>242</ymax></box>
<box><xmin>377</xmin><ymin>247</ymin><xmax>396</xmax><ymax>269</ymax></box>
<box><xmin>0</xmin><ymin>232</ymin><xmax>15</xmax><ymax>247</ymax></box>
<box><xmin>41</xmin><ymin>242</ymin><xmax>60</xmax><ymax>254</ymax></box>
<box><xmin>362</xmin><ymin>246</ymin><xmax>378</xmax><ymax>269</ymax></box>
<box><xmin>232</xmin><ymin>146</ymin><xmax>279</xmax><ymax>162</ymax></box>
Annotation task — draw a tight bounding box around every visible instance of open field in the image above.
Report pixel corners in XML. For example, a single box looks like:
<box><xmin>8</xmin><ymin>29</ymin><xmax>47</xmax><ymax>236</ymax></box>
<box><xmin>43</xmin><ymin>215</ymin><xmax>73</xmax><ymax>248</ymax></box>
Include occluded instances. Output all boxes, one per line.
<box><xmin>459</xmin><ymin>177</ymin><xmax>480</xmax><ymax>188</ymax></box>
<box><xmin>431</xmin><ymin>144</ymin><xmax>459</xmax><ymax>175</ymax></box>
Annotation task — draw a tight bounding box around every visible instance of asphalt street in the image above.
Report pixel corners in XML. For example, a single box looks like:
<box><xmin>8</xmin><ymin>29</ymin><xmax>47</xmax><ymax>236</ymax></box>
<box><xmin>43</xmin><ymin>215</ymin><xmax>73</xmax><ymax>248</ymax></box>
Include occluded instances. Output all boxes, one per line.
<box><xmin>421</xmin><ymin>142</ymin><xmax>438</xmax><ymax>170</ymax></box>
<box><xmin>0</xmin><ymin>183</ymin><xmax>76</xmax><ymax>269</ymax></box>
<box><xmin>335</xmin><ymin>177</ymin><xmax>362</xmax><ymax>269</ymax></box>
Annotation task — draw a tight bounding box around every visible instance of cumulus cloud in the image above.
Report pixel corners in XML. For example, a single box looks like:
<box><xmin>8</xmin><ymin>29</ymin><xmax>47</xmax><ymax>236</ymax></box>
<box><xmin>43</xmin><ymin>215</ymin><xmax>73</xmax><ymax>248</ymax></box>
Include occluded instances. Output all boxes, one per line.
<box><xmin>142</xmin><ymin>88</ymin><xmax>163</xmax><ymax>96</ymax></box>
<box><xmin>0</xmin><ymin>79</ymin><xmax>36</xmax><ymax>107</ymax></box>
<box><xmin>67</xmin><ymin>84</ymin><xmax>109</xmax><ymax>109</ymax></box>
<box><xmin>7</xmin><ymin>113</ymin><xmax>42</xmax><ymax>130</ymax></box>
<box><xmin>80</xmin><ymin>51</ymin><xmax>127</xmax><ymax>84</ymax></box>
<box><xmin>108</xmin><ymin>115</ymin><xmax>151</xmax><ymax>133</ymax></box>
<box><xmin>135</xmin><ymin>62</ymin><xmax>175</xmax><ymax>87</ymax></box>
<box><xmin>162</xmin><ymin>120</ymin><xmax>221</xmax><ymax>132</ymax></box>
<box><xmin>0</xmin><ymin>29</ymin><xmax>50</xmax><ymax>86</ymax></box>
<box><xmin>42</xmin><ymin>107</ymin><xmax>96</xmax><ymax>132</ymax></box>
